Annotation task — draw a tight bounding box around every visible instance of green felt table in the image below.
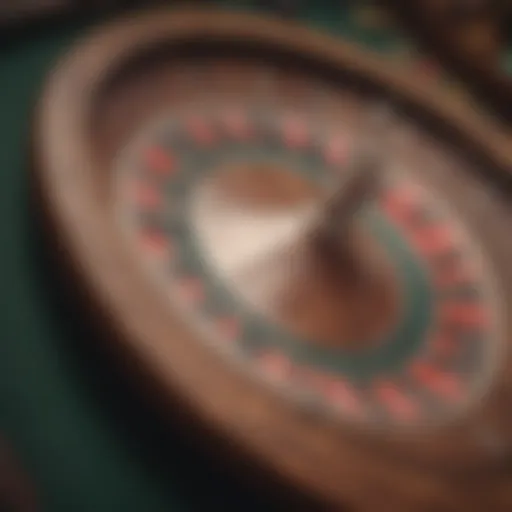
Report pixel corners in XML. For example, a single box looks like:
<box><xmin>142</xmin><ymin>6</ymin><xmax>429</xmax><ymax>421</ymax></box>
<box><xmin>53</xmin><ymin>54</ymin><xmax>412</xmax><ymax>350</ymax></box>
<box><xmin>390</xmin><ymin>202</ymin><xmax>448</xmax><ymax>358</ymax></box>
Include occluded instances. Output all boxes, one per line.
<box><xmin>0</xmin><ymin>3</ymin><xmax>504</xmax><ymax>511</ymax></box>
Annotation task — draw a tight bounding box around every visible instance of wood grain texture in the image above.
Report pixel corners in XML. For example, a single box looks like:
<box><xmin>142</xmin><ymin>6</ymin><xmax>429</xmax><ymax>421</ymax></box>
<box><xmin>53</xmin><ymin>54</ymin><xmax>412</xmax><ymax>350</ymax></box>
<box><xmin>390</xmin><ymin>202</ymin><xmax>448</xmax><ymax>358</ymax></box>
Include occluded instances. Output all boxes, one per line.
<box><xmin>32</xmin><ymin>8</ymin><xmax>512</xmax><ymax>510</ymax></box>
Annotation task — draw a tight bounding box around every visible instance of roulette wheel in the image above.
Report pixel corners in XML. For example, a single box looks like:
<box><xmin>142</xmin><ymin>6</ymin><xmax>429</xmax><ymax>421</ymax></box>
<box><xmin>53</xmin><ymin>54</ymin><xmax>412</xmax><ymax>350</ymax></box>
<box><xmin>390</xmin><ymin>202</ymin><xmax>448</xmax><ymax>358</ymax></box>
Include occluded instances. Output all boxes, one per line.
<box><xmin>385</xmin><ymin>0</ymin><xmax>512</xmax><ymax>126</ymax></box>
<box><xmin>29</xmin><ymin>6</ymin><xmax>512</xmax><ymax>510</ymax></box>
<box><xmin>32</xmin><ymin>6</ymin><xmax>512</xmax><ymax>511</ymax></box>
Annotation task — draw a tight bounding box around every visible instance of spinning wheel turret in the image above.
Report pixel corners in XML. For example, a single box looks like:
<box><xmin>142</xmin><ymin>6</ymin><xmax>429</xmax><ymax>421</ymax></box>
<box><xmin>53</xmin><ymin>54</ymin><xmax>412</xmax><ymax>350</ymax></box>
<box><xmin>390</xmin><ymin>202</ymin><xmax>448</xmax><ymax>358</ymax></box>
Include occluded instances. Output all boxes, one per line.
<box><xmin>34</xmin><ymin>8</ymin><xmax>512</xmax><ymax>510</ymax></box>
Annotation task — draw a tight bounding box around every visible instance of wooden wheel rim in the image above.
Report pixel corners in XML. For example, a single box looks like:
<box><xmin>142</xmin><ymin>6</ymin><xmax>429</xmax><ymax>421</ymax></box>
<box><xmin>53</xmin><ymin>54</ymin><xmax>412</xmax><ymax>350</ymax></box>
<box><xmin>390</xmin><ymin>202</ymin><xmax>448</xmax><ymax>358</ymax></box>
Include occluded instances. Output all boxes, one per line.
<box><xmin>33</xmin><ymin>8</ymin><xmax>512</xmax><ymax>509</ymax></box>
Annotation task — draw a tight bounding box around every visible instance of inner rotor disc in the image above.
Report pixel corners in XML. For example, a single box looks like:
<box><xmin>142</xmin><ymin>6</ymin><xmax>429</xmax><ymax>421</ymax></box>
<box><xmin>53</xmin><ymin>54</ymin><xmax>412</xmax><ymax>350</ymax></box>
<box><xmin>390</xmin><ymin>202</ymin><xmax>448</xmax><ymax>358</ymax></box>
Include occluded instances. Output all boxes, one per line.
<box><xmin>115</xmin><ymin>96</ymin><xmax>502</xmax><ymax>430</ymax></box>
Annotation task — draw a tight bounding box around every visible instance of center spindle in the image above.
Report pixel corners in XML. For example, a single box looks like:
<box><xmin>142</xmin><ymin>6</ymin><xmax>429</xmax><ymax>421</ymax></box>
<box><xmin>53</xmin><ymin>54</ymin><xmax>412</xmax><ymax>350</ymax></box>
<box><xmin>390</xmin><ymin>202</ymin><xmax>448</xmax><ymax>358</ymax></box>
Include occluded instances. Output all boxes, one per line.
<box><xmin>191</xmin><ymin>109</ymin><xmax>398</xmax><ymax>349</ymax></box>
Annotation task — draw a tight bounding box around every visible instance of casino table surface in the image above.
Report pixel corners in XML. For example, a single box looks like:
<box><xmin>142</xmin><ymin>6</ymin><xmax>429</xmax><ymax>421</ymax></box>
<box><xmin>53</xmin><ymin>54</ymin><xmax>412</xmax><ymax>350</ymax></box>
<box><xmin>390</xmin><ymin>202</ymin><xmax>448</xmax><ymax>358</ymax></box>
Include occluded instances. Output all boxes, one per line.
<box><xmin>0</xmin><ymin>3</ymin><xmax>508</xmax><ymax>511</ymax></box>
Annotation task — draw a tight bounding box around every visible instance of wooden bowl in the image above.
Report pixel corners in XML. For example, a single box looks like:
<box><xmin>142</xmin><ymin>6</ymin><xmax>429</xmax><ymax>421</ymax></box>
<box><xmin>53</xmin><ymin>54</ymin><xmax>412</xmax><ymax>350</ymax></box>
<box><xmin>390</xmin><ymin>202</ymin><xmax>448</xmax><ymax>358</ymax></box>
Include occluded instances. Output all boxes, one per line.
<box><xmin>33</xmin><ymin>8</ymin><xmax>512</xmax><ymax>510</ymax></box>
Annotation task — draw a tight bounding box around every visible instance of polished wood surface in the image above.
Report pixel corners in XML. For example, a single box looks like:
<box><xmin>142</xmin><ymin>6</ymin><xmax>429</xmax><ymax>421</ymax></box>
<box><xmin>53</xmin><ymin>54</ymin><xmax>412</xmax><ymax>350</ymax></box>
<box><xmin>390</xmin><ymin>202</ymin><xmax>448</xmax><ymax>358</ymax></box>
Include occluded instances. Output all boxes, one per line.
<box><xmin>32</xmin><ymin>8</ymin><xmax>512</xmax><ymax>510</ymax></box>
